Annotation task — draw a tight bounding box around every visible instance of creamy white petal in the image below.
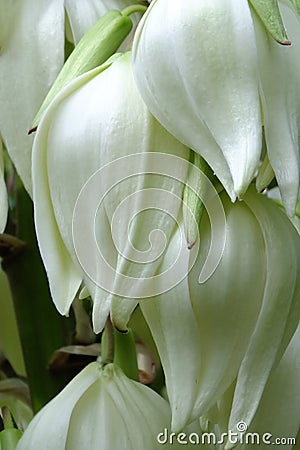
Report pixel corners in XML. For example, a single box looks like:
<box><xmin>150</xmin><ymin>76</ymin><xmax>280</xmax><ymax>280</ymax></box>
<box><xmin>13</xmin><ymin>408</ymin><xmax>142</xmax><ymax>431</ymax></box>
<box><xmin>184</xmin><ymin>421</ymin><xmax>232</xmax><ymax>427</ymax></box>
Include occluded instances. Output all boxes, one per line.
<box><xmin>238</xmin><ymin>325</ymin><xmax>300</xmax><ymax>450</ymax></box>
<box><xmin>228</xmin><ymin>188</ymin><xmax>300</xmax><ymax>434</ymax></box>
<box><xmin>38</xmin><ymin>51</ymin><xmax>189</xmax><ymax>331</ymax></box>
<box><xmin>32</xmin><ymin>64</ymin><xmax>112</xmax><ymax>315</ymax></box>
<box><xmin>188</xmin><ymin>192</ymin><xmax>266</xmax><ymax>420</ymax></box>
<box><xmin>18</xmin><ymin>362</ymin><xmax>174</xmax><ymax>450</ymax></box>
<box><xmin>140</xmin><ymin>224</ymin><xmax>202</xmax><ymax>431</ymax></box>
<box><xmin>16</xmin><ymin>362</ymin><xmax>101</xmax><ymax>450</ymax></box>
<box><xmin>253</xmin><ymin>3</ymin><xmax>300</xmax><ymax>216</ymax></box>
<box><xmin>133</xmin><ymin>0</ymin><xmax>262</xmax><ymax>198</ymax></box>
<box><xmin>0</xmin><ymin>0</ymin><xmax>65</xmax><ymax>194</ymax></box>
<box><xmin>67</xmin><ymin>364</ymin><xmax>173</xmax><ymax>450</ymax></box>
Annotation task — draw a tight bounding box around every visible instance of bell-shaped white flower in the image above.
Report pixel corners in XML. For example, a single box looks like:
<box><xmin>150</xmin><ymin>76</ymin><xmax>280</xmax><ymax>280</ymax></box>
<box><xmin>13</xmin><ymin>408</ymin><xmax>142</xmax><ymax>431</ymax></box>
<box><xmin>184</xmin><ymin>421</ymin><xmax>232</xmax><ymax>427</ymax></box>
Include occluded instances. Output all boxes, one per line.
<box><xmin>32</xmin><ymin>51</ymin><xmax>189</xmax><ymax>333</ymax></box>
<box><xmin>16</xmin><ymin>362</ymin><xmax>175</xmax><ymax>450</ymax></box>
<box><xmin>141</xmin><ymin>188</ymin><xmax>300</xmax><ymax>431</ymax></box>
<box><xmin>132</xmin><ymin>0</ymin><xmax>262</xmax><ymax>200</ymax></box>
<box><xmin>132</xmin><ymin>0</ymin><xmax>300</xmax><ymax>214</ymax></box>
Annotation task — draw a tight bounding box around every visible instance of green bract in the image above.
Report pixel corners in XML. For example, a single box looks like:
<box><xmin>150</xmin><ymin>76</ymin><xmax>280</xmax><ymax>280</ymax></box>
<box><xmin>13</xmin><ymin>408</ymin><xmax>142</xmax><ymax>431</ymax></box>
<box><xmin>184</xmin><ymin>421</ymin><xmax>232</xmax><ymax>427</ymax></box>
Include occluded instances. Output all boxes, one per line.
<box><xmin>132</xmin><ymin>0</ymin><xmax>300</xmax><ymax>215</ymax></box>
<box><xmin>16</xmin><ymin>362</ymin><xmax>174</xmax><ymax>450</ymax></box>
<box><xmin>65</xmin><ymin>0</ymin><xmax>139</xmax><ymax>44</ymax></box>
<box><xmin>32</xmin><ymin>51</ymin><xmax>190</xmax><ymax>333</ymax></box>
<box><xmin>141</xmin><ymin>188</ymin><xmax>300</xmax><ymax>432</ymax></box>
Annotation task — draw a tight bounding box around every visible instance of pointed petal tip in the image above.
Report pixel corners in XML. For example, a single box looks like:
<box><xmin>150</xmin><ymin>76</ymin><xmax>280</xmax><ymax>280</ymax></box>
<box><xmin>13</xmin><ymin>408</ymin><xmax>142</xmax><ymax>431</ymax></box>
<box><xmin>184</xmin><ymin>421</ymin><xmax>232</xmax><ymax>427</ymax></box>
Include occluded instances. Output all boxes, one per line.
<box><xmin>110</xmin><ymin>313</ymin><xmax>129</xmax><ymax>334</ymax></box>
<box><xmin>28</xmin><ymin>126</ymin><xmax>37</xmax><ymax>135</ymax></box>
<box><xmin>279</xmin><ymin>39</ymin><xmax>292</xmax><ymax>46</ymax></box>
<box><xmin>187</xmin><ymin>240</ymin><xmax>196</xmax><ymax>250</ymax></box>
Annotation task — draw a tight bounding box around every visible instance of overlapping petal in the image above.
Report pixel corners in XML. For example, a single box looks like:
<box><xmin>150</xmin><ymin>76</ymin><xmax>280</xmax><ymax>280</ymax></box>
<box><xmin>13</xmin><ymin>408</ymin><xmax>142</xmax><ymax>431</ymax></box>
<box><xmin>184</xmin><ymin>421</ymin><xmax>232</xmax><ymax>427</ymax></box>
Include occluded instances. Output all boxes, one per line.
<box><xmin>189</xmin><ymin>192</ymin><xmax>266</xmax><ymax>421</ymax></box>
<box><xmin>228</xmin><ymin>187</ymin><xmax>300</xmax><ymax>434</ymax></box>
<box><xmin>140</xmin><ymin>223</ymin><xmax>202</xmax><ymax>431</ymax></box>
<box><xmin>253</xmin><ymin>2</ymin><xmax>300</xmax><ymax>215</ymax></box>
<box><xmin>141</xmin><ymin>188</ymin><xmax>300</xmax><ymax>435</ymax></box>
<box><xmin>132</xmin><ymin>0</ymin><xmax>262</xmax><ymax>199</ymax></box>
<box><xmin>32</xmin><ymin>52</ymin><xmax>189</xmax><ymax>332</ymax></box>
<box><xmin>0</xmin><ymin>0</ymin><xmax>65</xmax><ymax>194</ymax></box>
<box><xmin>17</xmin><ymin>362</ymin><xmax>174</xmax><ymax>450</ymax></box>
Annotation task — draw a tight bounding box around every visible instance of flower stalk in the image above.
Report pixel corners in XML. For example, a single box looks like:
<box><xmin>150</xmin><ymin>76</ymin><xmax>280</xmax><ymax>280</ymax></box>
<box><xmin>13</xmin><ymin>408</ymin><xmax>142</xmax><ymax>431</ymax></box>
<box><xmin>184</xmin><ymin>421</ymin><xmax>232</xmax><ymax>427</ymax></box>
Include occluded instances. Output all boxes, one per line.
<box><xmin>2</xmin><ymin>181</ymin><xmax>71</xmax><ymax>412</ymax></box>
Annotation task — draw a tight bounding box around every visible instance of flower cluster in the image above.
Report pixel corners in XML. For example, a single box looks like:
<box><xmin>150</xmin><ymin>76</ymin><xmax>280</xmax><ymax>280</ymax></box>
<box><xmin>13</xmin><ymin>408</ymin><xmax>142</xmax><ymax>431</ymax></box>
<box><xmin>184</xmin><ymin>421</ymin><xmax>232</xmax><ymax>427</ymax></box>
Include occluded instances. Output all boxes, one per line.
<box><xmin>0</xmin><ymin>1</ymin><xmax>299</xmax><ymax>449</ymax></box>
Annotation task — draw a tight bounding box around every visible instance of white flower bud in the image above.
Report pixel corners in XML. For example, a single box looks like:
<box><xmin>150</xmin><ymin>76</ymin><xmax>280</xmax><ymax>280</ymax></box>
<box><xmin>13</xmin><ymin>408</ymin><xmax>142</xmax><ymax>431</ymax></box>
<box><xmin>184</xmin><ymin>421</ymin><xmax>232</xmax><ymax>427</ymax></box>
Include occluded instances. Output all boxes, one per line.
<box><xmin>16</xmin><ymin>362</ymin><xmax>174</xmax><ymax>450</ymax></box>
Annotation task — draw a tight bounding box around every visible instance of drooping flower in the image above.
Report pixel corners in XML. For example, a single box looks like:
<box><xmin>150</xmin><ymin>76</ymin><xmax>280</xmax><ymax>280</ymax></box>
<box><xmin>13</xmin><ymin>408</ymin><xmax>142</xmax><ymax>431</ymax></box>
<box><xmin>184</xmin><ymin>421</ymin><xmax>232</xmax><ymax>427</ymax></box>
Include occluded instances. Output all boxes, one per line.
<box><xmin>0</xmin><ymin>0</ymin><xmax>65</xmax><ymax>194</ymax></box>
<box><xmin>132</xmin><ymin>0</ymin><xmax>300</xmax><ymax>215</ymax></box>
<box><xmin>16</xmin><ymin>362</ymin><xmax>175</xmax><ymax>450</ymax></box>
<box><xmin>140</xmin><ymin>188</ymin><xmax>300</xmax><ymax>431</ymax></box>
<box><xmin>0</xmin><ymin>0</ymin><xmax>130</xmax><ymax>194</ymax></box>
<box><xmin>32</xmin><ymin>51</ymin><xmax>190</xmax><ymax>333</ymax></box>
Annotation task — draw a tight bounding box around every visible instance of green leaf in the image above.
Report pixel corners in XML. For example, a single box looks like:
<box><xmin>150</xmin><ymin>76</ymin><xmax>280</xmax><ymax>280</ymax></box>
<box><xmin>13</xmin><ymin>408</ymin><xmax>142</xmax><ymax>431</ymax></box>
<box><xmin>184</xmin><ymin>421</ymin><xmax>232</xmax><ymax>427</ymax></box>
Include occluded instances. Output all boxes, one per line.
<box><xmin>249</xmin><ymin>0</ymin><xmax>291</xmax><ymax>44</ymax></box>
<box><xmin>0</xmin><ymin>429</ymin><xmax>22</xmax><ymax>450</ymax></box>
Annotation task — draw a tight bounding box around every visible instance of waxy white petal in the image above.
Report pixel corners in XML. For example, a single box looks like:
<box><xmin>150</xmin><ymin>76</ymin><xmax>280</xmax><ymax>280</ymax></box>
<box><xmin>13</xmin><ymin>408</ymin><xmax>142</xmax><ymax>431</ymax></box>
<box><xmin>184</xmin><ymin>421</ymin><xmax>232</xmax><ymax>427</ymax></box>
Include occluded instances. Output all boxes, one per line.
<box><xmin>16</xmin><ymin>362</ymin><xmax>102</xmax><ymax>450</ymax></box>
<box><xmin>140</xmin><ymin>224</ymin><xmax>202</xmax><ymax>431</ymax></box>
<box><xmin>228</xmin><ymin>188</ymin><xmax>300</xmax><ymax>434</ymax></box>
<box><xmin>238</xmin><ymin>325</ymin><xmax>300</xmax><ymax>450</ymax></box>
<box><xmin>188</xmin><ymin>192</ymin><xmax>266</xmax><ymax>420</ymax></box>
<box><xmin>133</xmin><ymin>0</ymin><xmax>262</xmax><ymax>198</ymax></box>
<box><xmin>17</xmin><ymin>362</ymin><xmax>174</xmax><ymax>450</ymax></box>
<box><xmin>0</xmin><ymin>0</ymin><xmax>65</xmax><ymax>194</ymax></box>
<box><xmin>253</xmin><ymin>3</ymin><xmax>300</xmax><ymax>216</ymax></box>
<box><xmin>32</xmin><ymin>64</ymin><xmax>113</xmax><ymax>316</ymax></box>
<box><xmin>34</xmin><ymin>52</ymin><xmax>189</xmax><ymax>332</ymax></box>
<box><xmin>66</xmin><ymin>364</ymin><xmax>172</xmax><ymax>450</ymax></box>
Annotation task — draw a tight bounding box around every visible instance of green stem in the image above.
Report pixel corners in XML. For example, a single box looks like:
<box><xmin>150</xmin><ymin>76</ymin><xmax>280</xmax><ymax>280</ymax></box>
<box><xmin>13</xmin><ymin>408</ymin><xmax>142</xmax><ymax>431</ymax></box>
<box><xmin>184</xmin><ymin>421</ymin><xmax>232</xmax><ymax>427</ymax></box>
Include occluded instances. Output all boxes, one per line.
<box><xmin>1</xmin><ymin>407</ymin><xmax>13</xmax><ymax>430</ymax></box>
<box><xmin>113</xmin><ymin>328</ymin><xmax>139</xmax><ymax>381</ymax></box>
<box><xmin>122</xmin><ymin>4</ymin><xmax>148</xmax><ymax>17</ymax></box>
<box><xmin>2</xmin><ymin>182</ymin><xmax>71</xmax><ymax>412</ymax></box>
<box><xmin>0</xmin><ymin>428</ymin><xmax>22</xmax><ymax>449</ymax></box>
